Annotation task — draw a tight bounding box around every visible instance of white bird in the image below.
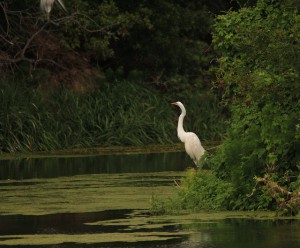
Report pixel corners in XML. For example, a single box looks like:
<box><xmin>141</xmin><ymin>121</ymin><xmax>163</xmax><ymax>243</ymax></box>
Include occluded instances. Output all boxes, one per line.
<box><xmin>40</xmin><ymin>0</ymin><xmax>67</xmax><ymax>20</ymax></box>
<box><xmin>171</xmin><ymin>101</ymin><xmax>205</xmax><ymax>166</ymax></box>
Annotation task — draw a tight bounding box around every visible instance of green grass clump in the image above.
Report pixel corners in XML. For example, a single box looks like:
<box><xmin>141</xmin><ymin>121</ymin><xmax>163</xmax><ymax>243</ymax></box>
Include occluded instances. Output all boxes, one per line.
<box><xmin>0</xmin><ymin>79</ymin><xmax>174</xmax><ymax>152</ymax></box>
<box><xmin>0</xmin><ymin>75</ymin><xmax>226</xmax><ymax>153</ymax></box>
<box><xmin>150</xmin><ymin>168</ymin><xmax>234</xmax><ymax>215</ymax></box>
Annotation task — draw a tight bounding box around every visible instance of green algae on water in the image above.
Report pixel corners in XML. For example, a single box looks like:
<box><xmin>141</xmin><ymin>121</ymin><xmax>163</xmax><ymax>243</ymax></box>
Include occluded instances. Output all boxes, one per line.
<box><xmin>0</xmin><ymin>171</ymin><xmax>183</xmax><ymax>215</ymax></box>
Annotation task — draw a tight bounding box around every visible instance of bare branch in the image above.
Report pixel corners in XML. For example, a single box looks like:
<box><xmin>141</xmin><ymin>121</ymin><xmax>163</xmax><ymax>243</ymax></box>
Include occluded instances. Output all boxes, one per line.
<box><xmin>0</xmin><ymin>35</ymin><xmax>14</xmax><ymax>45</ymax></box>
<box><xmin>19</xmin><ymin>22</ymin><xmax>48</xmax><ymax>60</ymax></box>
<box><xmin>0</xmin><ymin>1</ymin><xmax>117</xmax><ymax>74</ymax></box>
<box><xmin>256</xmin><ymin>177</ymin><xmax>292</xmax><ymax>196</ymax></box>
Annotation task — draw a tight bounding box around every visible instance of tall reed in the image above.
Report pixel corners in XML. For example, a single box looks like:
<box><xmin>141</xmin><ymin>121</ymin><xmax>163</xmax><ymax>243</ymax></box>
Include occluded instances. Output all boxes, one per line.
<box><xmin>0</xmin><ymin>78</ymin><xmax>226</xmax><ymax>153</ymax></box>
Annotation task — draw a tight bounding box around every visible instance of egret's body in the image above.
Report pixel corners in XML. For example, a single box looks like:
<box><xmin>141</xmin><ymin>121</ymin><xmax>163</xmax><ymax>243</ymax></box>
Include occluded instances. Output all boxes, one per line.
<box><xmin>171</xmin><ymin>101</ymin><xmax>205</xmax><ymax>166</ymax></box>
<box><xmin>40</xmin><ymin>0</ymin><xmax>66</xmax><ymax>20</ymax></box>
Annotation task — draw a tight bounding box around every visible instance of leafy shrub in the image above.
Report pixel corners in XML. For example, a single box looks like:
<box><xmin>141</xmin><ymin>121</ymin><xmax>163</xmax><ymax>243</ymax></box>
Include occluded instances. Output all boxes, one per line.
<box><xmin>151</xmin><ymin>169</ymin><xmax>234</xmax><ymax>214</ymax></box>
<box><xmin>210</xmin><ymin>0</ymin><xmax>300</xmax><ymax>212</ymax></box>
<box><xmin>178</xmin><ymin>169</ymin><xmax>234</xmax><ymax>211</ymax></box>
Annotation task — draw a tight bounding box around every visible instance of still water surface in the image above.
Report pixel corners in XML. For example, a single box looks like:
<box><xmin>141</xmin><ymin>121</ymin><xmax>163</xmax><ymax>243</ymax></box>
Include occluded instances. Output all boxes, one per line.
<box><xmin>0</xmin><ymin>152</ymin><xmax>299</xmax><ymax>247</ymax></box>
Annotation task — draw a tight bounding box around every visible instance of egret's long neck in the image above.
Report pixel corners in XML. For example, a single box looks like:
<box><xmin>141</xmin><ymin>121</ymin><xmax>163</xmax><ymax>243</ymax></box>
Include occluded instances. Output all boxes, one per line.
<box><xmin>177</xmin><ymin>108</ymin><xmax>187</xmax><ymax>143</ymax></box>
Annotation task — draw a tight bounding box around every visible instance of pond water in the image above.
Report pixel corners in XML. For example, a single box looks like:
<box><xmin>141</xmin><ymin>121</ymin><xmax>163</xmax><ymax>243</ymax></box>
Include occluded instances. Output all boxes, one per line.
<box><xmin>0</xmin><ymin>152</ymin><xmax>299</xmax><ymax>248</ymax></box>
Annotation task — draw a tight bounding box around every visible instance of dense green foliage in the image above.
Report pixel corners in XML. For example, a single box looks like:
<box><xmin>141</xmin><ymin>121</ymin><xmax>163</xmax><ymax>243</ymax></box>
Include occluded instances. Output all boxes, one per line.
<box><xmin>57</xmin><ymin>0</ymin><xmax>233</xmax><ymax>84</ymax></box>
<box><xmin>1</xmin><ymin>0</ymin><xmax>227</xmax><ymax>87</ymax></box>
<box><xmin>151</xmin><ymin>168</ymin><xmax>234</xmax><ymax>215</ymax></box>
<box><xmin>160</xmin><ymin>0</ymin><xmax>299</xmax><ymax>215</ymax></box>
<box><xmin>212</xmin><ymin>0</ymin><xmax>300</xmax><ymax>213</ymax></box>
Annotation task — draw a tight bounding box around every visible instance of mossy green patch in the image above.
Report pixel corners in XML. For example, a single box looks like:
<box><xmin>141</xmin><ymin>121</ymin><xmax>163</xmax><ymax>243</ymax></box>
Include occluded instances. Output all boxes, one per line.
<box><xmin>0</xmin><ymin>231</ymin><xmax>190</xmax><ymax>246</ymax></box>
<box><xmin>0</xmin><ymin>171</ymin><xmax>183</xmax><ymax>215</ymax></box>
<box><xmin>90</xmin><ymin>209</ymin><xmax>298</xmax><ymax>230</ymax></box>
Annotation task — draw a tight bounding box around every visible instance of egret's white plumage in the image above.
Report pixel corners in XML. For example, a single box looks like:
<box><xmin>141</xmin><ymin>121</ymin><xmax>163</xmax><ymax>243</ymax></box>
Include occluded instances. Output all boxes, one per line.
<box><xmin>40</xmin><ymin>0</ymin><xmax>66</xmax><ymax>20</ymax></box>
<box><xmin>171</xmin><ymin>101</ymin><xmax>205</xmax><ymax>166</ymax></box>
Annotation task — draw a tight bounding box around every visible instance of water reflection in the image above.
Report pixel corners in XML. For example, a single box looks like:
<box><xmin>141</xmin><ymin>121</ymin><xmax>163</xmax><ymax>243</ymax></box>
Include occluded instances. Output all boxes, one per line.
<box><xmin>0</xmin><ymin>210</ymin><xmax>131</xmax><ymax>236</ymax></box>
<box><xmin>0</xmin><ymin>211</ymin><xmax>299</xmax><ymax>248</ymax></box>
<box><xmin>184</xmin><ymin>218</ymin><xmax>300</xmax><ymax>248</ymax></box>
<box><xmin>0</xmin><ymin>152</ymin><xmax>191</xmax><ymax>180</ymax></box>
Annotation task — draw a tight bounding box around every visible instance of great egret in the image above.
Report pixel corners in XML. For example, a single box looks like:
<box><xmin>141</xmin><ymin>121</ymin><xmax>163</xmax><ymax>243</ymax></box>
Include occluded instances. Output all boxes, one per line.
<box><xmin>171</xmin><ymin>101</ymin><xmax>205</xmax><ymax>166</ymax></box>
<box><xmin>40</xmin><ymin>0</ymin><xmax>67</xmax><ymax>20</ymax></box>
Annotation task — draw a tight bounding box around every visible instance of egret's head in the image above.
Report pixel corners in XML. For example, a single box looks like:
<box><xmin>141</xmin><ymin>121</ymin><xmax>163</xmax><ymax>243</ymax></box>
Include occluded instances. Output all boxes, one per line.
<box><xmin>171</xmin><ymin>101</ymin><xmax>186</xmax><ymax>113</ymax></box>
